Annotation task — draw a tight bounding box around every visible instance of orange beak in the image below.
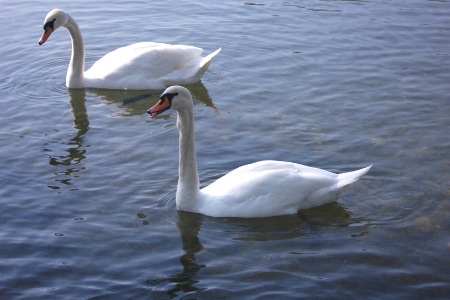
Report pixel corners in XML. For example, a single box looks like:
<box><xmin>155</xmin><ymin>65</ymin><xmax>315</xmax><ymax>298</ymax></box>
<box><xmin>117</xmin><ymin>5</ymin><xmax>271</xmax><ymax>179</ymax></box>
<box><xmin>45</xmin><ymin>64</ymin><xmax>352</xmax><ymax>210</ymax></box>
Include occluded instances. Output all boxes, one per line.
<box><xmin>147</xmin><ymin>96</ymin><xmax>171</xmax><ymax>117</ymax></box>
<box><xmin>38</xmin><ymin>27</ymin><xmax>54</xmax><ymax>45</ymax></box>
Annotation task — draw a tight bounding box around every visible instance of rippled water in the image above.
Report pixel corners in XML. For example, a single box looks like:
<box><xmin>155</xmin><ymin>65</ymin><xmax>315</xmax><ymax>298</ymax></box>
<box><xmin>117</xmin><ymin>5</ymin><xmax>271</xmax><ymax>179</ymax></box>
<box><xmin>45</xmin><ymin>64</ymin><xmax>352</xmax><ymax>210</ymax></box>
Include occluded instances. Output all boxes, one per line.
<box><xmin>1</xmin><ymin>0</ymin><xmax>449</xmax><ymax>299</ymax></box>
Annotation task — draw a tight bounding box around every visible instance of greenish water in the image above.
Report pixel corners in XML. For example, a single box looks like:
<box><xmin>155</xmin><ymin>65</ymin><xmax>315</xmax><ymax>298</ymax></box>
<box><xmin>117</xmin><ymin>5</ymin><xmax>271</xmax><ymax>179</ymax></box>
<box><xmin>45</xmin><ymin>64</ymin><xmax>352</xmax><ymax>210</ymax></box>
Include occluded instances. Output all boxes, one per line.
<box><xmin>0</xmin><ymin>0</ymin><xmax>448</xmax><ymax>299</ymax></box>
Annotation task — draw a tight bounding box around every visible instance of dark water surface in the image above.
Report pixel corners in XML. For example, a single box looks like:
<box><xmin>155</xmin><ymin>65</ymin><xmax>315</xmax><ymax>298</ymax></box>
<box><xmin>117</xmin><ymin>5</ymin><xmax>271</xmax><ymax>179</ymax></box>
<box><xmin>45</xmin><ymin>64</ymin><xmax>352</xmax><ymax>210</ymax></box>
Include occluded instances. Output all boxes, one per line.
<box><xmin>0</xmin><ymin>0</ymin><xmax>449</xmax><ymax>299</ymax></box>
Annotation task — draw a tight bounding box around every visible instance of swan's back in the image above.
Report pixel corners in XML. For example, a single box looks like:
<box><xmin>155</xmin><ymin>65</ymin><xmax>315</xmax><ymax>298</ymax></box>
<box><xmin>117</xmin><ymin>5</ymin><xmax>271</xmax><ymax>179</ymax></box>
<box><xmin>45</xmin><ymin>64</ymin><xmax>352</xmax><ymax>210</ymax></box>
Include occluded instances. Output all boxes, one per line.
<box><xmin>199</xmin><ymin>161</ymin><xmax>371</xmax><ymax>218</ymax></box>
<box><xmin>84</xmin><ymin>42</ymin><xmax>213</xmax><ymax>89</ymax></box>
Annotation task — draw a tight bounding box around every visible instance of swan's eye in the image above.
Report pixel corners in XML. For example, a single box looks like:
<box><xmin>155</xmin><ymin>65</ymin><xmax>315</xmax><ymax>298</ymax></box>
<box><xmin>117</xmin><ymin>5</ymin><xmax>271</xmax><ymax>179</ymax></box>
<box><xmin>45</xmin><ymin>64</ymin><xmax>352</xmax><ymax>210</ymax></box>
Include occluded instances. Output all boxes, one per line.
<box><xmin>43</xmin><ymin>18</ymin><xmax>56</xmax><ymax>30</ymax></box>
<box><xmin>160</xmin><ymin>92</ymin><xmax>179</xmax><ymax>103</ymax></box>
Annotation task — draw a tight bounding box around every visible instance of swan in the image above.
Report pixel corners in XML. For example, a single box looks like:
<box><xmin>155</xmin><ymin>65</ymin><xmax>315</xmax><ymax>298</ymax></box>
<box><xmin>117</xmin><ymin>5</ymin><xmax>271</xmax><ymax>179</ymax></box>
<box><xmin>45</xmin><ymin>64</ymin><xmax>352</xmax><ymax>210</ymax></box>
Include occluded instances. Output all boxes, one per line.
<box><xmin>147</xmin><ymin>86</ymin><xmax>372</xmax><ymax>218</ymax></box>
<box><xmin>38</xmin><ymin>9</ymin><xmax>221</xmax><ymax>90</ymax></box>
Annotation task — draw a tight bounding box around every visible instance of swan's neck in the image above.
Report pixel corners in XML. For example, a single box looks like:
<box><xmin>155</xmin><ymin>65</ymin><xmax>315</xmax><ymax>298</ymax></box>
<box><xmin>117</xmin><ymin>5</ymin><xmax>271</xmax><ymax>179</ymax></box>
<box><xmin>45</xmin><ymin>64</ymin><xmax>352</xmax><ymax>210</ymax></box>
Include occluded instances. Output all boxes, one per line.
<box><xmin>176</xmin><ymin>106</ymin><xmax>200</xmax><ymax>212</ymax></box>
<box><xmin>64</xmin><ymin>15</ymin><xmax>85</xmax><ymax>88</ymax></box>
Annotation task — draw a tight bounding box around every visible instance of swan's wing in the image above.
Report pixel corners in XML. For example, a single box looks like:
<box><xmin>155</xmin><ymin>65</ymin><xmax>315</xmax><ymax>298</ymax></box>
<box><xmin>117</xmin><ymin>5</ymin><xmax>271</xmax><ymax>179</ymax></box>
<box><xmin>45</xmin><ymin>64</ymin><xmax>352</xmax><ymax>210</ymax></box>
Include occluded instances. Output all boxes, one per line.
<box><xmin>204</xmin><ymin>160</ymin><xmax>337</xmax><ymax>194</ymax></box>
<box><xmin>200</xmin><ymin>160</ymin><xmax>340</xmax><ymax>216</ymax></box>
<box><xmin>84</xmin><ymin>42</ymin><xmax>204</xmax><ymax>87</ymax></box>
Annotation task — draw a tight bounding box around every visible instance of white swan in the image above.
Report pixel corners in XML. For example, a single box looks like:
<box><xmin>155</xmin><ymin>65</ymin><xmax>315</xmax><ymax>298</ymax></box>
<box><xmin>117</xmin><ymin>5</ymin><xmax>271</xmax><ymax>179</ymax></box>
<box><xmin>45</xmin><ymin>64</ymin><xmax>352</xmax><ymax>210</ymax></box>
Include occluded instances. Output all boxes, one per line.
<box><xmin>147</xmin><ymin>86</ymin><xmax>372</xmax><ymax>218</ymax></box>
<box><xmin>38</xmin><ymin>9</ymin><xmax>221</xmax><ymax>90</ymax></box>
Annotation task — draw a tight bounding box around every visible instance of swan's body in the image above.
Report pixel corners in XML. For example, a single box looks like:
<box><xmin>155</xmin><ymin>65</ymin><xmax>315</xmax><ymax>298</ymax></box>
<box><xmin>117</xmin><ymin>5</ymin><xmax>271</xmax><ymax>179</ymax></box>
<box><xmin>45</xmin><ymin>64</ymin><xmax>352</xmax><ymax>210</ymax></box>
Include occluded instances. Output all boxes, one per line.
<box><xmin>38</xmin><ymin>9</ymin><xmax>220</xmax><ymax>90</ymax></box>
<box><xmin>148</xmin><ymin>86</ymin><xmax>372</xmax><ymax>218</ymax></box>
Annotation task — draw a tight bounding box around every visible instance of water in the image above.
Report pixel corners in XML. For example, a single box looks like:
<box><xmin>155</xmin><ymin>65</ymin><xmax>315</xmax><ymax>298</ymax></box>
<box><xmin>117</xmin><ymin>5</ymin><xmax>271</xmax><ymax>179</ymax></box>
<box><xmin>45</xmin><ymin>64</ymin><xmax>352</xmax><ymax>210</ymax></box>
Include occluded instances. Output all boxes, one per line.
<box><xmin>1</xmin><ymin>0</ymin><xmax>449</xmax><ymax>299</ymax></box>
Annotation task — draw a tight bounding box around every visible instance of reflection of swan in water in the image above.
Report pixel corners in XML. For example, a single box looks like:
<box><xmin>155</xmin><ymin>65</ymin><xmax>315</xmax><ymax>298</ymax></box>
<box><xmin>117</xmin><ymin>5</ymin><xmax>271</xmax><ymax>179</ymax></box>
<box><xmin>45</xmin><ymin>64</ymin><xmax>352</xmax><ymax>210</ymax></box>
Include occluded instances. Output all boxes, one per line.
<box><xmin>222</xmin><ymin>202</ymin><xmax>361</xmax><ymax>241</ymax></box>
<box><xmin>68</xmin><ymin>88</ymin><xmax>89</xmax><ymax>137</ymax></box>
<box><xmin>145</xmin><ymin>204</ymin><xmax>359</xmax><ymax>297</ymax></box>
<box><xmin>90</xmin><ymin>82</ymin><xmax>217</xmax><ymax>117</ymax></box>
<box><xmin>146</xmin><ymin>211</ymin><xmax>206</xmax><ymax>297</ymax></box>
<box><xmin>45</xmin><ymin>83</ymin><xmax>214</xmax><ymax>189</ymax></box>
<box><xmin>45</xmin><ymin>89</ymin><xmax>89</xmax><ymax>189</ymax></box>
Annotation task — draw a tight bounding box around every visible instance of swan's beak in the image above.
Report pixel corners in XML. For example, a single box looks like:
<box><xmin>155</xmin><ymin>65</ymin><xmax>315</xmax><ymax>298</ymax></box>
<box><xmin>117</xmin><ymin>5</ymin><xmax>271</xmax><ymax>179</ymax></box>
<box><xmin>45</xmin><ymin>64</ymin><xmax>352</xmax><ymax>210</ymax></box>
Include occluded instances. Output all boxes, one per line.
<box><xmin>38</xmin><ymin>27</ymin><xmax>54</xmax><ymax>45</ymax></box>
<box><xmin>147</xmin><ymin>96</ymin><xmax>171</xmax><ymax>118</ymax></box>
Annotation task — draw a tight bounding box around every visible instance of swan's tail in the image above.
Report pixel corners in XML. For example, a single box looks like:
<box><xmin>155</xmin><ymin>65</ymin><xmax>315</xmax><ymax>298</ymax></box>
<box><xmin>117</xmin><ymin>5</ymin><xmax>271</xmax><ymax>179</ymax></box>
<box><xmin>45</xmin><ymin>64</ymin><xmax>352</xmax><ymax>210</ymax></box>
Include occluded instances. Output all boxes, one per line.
<box><xmin>336</xmin><ymin>165</ymin><xmax>372</xmax><ymax>189</ymax></box>
<box><xmin>191</xmin><ymin>48</ymin><xmax>221</xmax><ymax>80</ymax></box>
<box><xmin>200</xmin><ymin>48</ymin><xmax>221</xmax><ymax>69</ymax></box>
<box><xmin>182</xmin><ymin>48</ymin><xmax>221</xmax><ymax>83</ymax></box>
<box><xmin>179</xmin><ymin>48</ymin><xmax>221</xmax><ymax>84</ymax></box>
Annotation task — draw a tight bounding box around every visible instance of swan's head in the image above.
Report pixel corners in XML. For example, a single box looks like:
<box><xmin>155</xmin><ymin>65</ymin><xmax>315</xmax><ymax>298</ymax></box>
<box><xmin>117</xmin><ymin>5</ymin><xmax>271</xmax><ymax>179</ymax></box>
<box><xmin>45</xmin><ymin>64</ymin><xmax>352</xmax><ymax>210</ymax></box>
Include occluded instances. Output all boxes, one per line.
<box><xmin>147</xmin><ymin>86</ymin><xmax>192</xmax><ymax>117</ymax></box>
<box><xmin>38</xmin><ymin>9</ymin><xmax>70</xmax><ymax>45</ymax></box>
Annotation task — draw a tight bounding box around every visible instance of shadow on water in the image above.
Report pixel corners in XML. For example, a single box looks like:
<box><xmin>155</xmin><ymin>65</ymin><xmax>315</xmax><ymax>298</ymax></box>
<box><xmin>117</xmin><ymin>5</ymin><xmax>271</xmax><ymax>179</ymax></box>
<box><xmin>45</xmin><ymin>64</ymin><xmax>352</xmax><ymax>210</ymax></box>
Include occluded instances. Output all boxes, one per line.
<box><xmin>88</xmin><ymin>82</ymin><xmax>217</xmax><ymax>117</ymax></box>
<box><xmin>146</xmin><ymin>203</ymin><xmax>359</xmax><ymax>298</ymax></box>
